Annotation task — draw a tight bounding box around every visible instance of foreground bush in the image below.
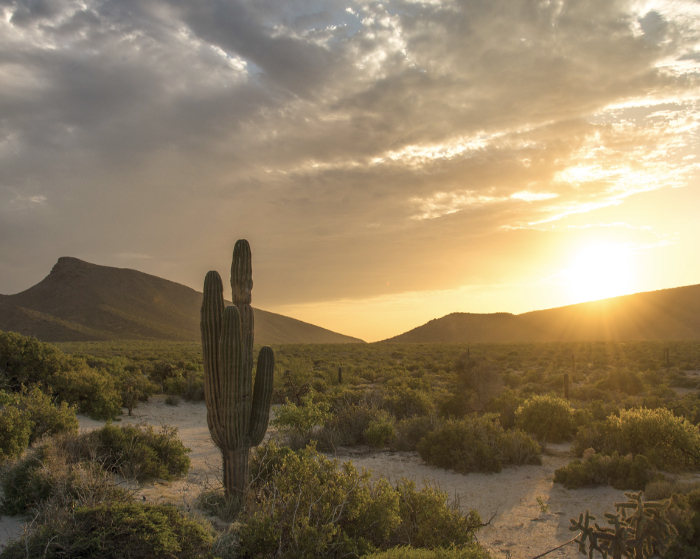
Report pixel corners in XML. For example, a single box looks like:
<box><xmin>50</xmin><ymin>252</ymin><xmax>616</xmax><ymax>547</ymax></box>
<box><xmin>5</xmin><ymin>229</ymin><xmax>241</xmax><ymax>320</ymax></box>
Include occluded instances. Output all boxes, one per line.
<box><xmin>84</xmin><ymin>423</ymin><xmax>191</xmax><ymax>481</ymax></box>
<box><xmin>553</xmin><ymin>452</ymin><xmax>658</xmax><ymax>490</ymax></box>
<box><xmin>0</xmin><ymin>503</ymin><xmax>216</xmax><ymax>559</ymax></box>
<box><xmin>0</xmin><ymin>447</ymin><xmax>130</xmax><ymax>516</ymax></box>
<box><xmin>416</xmin><ymin>415</ymin><xmax>541</xmax><ymax>474</ymax></box>
<box><xmin>515</xmin><ymin>394</ymin><xmax>574</xmax><ymax>442</ymax></box>
<box><xmin>237</xmin><ymin>442</ymin><xmax>485</xmax><ymax>559</ymax></box>
<box><xmin>573</xmin><ymin>407</ymin><xmax>700</xmax><ymax>471</ymax></box>
<box><xmin>0</xmin><ymin>424</ymin><xmax>190</xmax><ymax>515</ymax></box>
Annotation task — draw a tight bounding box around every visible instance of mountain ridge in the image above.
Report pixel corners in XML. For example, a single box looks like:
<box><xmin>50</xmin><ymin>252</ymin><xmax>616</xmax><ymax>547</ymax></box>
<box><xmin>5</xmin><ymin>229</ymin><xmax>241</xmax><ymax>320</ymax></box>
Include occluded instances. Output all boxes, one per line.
<box><xmin>382</xmin><ymin>283</ymin><xmax>700</xmax><ymax>343</ymax></box>
<box><xmin>0</xmin><ymin>257</ymin><xmax>364</xmax><ymax>344</ymax></box>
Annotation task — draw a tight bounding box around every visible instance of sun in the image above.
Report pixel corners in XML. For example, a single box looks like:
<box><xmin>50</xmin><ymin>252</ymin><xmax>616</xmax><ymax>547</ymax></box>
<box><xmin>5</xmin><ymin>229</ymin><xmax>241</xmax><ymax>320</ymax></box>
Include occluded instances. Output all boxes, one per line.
<box><xmin>567</xmin><ymin>243</ymin><xmax>633</xmax><ymax>303</ymax></box>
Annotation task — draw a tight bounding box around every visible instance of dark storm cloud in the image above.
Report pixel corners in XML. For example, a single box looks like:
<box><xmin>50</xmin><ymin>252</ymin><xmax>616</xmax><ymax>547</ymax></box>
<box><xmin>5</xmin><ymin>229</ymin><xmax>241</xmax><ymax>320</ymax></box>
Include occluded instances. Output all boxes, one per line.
<box><xmin>0</xmin><ymin>0</ymin><xmax>698</xmax><ymax>308</ymax></box>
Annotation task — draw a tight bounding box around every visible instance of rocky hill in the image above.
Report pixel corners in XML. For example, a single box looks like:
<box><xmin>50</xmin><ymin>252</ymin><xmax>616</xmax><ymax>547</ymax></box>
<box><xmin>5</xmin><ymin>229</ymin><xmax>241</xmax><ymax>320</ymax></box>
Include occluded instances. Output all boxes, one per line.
<box><xmin>0</xmin><ymin>257</ymin><xmax>364</xmax><ymax>344</ymax></box>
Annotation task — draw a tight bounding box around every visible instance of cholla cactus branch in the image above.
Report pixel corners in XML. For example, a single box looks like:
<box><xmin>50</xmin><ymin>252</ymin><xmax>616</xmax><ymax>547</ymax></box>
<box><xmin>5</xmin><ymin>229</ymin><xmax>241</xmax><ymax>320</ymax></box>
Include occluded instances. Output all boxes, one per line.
<box><xmin>569</xmin><ymin>492</ymin><xmax>677</xmax><ymax>559</ymax></box>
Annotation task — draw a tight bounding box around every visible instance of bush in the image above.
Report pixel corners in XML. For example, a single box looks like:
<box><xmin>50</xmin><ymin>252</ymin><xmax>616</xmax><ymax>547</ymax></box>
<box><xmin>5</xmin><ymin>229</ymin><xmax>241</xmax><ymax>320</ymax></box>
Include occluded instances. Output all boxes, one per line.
<box><xmin>314</xmin><ymin>400</ymin><xmax>386</xmax><ymax>450</ymax></box>
<box><xmin>573</xmin><ymin>408</ymin><xmax>700</xmax><ymax>471</ymax></box>
<box><xmin>417</xmin><ymin>415</ymin><xmax>541</xmax><ymax>474</ymax></box>
<box><xmin>2</xmin><ymin>386</ymin><xmax>78</xmax><ymax>444</ymax></box>
<box><xmin>0</xmin><ymin>331</ymin><xmax>121</xmax><ymax>420</ymax></box>
<box><xmin>234</xmin><ymin>443</ymin><xmax>484</xmax><ymax>559</ymax></box>
<box><xmin>0</xmin><ymin>441</ymin><xmax>131</xmax><ymax>516</ymax></box>
<box><xmin>0</xmin><ymin>503</ymin><xmax>217</xmax><ymax>559</ymax></box>
<box><xmin>553</xmin><ymin>452</ymin><xmax>659</xmax><ymax>490</ymax></box>
<box><xmin>272</xmin><ymin>390</ymin><xmax>331</xmax><ymax>438</ymax></box>
<box><xmin>91</xmin><ymin>424</ymin><xmax>191</xmax><ymax>481</ymax></box>
<box><xmin>0</xmin><ymin>404</ymin><xmax>32</xmax><ymax>462</ymax></box>
<box><xmin>515</xmin><ymin>394</ymin><xmax>574</xmax><ymax>443</ymax></box>
<box><xmin>382</xmin><ymin>381</ymin><xmax>435</xmax><ymax>419</ymax></box>
<box><xmin>393</xmin><ymin>416</ymin><xmax>442</xmax><ymax>451</ymax></box>
<box><xmin>119</xmin><ymin>370</ymin><xmax>158</xmax><ymax>414</ymax></box>
<box><xmin>164</xmin><ymin>370</ymin><xmax>204</xmax><ymax>401</ymax></box>
<box><xmin>365</xmin><ymin>412</ymin><xmax>397</xmax><ymax>448</ymax></box>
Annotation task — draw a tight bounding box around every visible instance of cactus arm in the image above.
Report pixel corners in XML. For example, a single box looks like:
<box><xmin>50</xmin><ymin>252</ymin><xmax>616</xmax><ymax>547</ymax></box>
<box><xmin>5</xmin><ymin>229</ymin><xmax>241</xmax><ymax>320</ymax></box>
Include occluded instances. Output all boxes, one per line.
<box><xmin>221</xmin><ymin>305</ymin><xmax>248</xmax><ymax>451</ymax></box>
<box><xmin>201</xmin><ymin>270</ymin><xmax>225</xmax><ymax>448</ymax></box>
<box><xmin>249</xmin><ymin>346</ymin><xmax>275</xmax><ymax>446</ymax></box>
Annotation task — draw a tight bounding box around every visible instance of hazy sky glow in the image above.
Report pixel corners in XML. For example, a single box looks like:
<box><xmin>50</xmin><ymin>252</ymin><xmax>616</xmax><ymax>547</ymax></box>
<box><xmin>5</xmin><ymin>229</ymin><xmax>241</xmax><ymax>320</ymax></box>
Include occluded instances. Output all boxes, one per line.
<box><xmin>1</xmin><ymin>0</ymin><xmax>699</xmax><ymax>341</ymax></box>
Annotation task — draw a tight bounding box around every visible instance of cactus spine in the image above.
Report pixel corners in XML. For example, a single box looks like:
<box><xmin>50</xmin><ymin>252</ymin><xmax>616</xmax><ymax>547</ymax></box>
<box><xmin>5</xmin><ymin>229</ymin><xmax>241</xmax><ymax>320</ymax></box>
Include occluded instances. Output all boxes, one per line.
<box><xmin>201</xmin><ymin>240</ymin><xmax>274</xmax><ymax>499</ymax></box>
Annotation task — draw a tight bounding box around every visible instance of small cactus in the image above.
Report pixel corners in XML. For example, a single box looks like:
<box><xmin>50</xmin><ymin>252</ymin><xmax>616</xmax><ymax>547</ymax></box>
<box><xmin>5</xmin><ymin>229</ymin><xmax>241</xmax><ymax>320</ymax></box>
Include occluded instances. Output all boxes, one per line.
<box><xmin>200</xmin><ymin>240</ymin><xmax>274</xmax><ymax>499</ymax></box>
<box><xmin>570</xmin><ymin>491</ymin><xmax>676</xmax><ymax>559</ymax></box>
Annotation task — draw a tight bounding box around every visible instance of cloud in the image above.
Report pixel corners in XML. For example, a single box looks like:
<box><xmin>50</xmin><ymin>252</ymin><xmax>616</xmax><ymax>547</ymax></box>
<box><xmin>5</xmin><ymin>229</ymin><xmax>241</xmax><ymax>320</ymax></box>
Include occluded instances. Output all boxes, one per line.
<box><xmin>0</xmin><ymin>0</ymin><xmax>698</xmax><ymax>319</ymax></box>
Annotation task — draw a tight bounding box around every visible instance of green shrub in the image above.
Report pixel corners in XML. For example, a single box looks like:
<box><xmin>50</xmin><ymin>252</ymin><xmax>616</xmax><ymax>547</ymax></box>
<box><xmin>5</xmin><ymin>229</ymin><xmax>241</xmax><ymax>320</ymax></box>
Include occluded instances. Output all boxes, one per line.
<box><xmin>417</xmin><ymin>415</ymin><xmax>541</xmax><ymax>474</ymax></box>
<box><xmin>382</xmin><ymin>381</ymin><xmax>435</xmax><ymax>419</ymax></box>
<box><xmin>165</xmin><ymin>394</ymin><xmax>181</xmax><ymax>406</ymax></box>
<box><xmin>392</xmin><ymin>416</ymin><xmax>442</xmax><ymax>451</ymax></box>
<box><xmin>0</xmin><ymin>503</ymin><xmax>217</xmax><ymax>559</ymax></box>
<box><xmin>272</xmin><ymin>390</ymin><xmax>331</xmax><ymax>438</ymax></box>
<box><xmin>0</xmin><ymin>331</ymin><xmax>121</xmax><ymax>420</ymax></box>
<box><xmin>237</xmin><ymin>444</ymin><xmax>400</xmax><ymax>559</ymax></box>
<box><xmin>315</xmin><ymin>400</ymin><xmax>386</xmax><ymax>450</ymax></box>
<box><xmin>392</xmin><ymin>481</ymin><xmax>482</xmax><ymax>549</ymax></box>
<box><xmin>0</xmin><ymin>441</ymin><xmax>131</xmax><ymax>516</ymax></box>
<box><xmin>118</xmin><ymin>370</ymin><xmax>158</xmax><ymax>414</ymax></box>
<box><xmin>50</xmin><ymin>366</ymin><xmax>122</xmax><ymax>420</ymax></box>
<box><xmin>234</xmin><ymin>444</ymin><xmax>484</xmax><ymax>559</ymax></box>
<box><xmin>4</xmin><ymin>386</ymin><xmax>78</xmax><ymax>444</ymax></box>
<box><xmin>594</xmin><ymin>368</ymin><xmax>645</xmax><ymax>395</ymax></box>
<box><xmin>0</xmin><ymin>452</ymin><xmax>53</xmax><ymax>514</ymax></box>
<box><xmin>553</xmin><ymin>452</ymin><xmax>658</xmax><ymax>490</ymax></box>
<box><xmin>573</xmin><ymin>408</ymin><xmax>700</xmax><ymax>471</ymax></box>
<box><xmin>163</xmin><ymin>370</ymin><xmax>204</xmax><ymax>401</ymax></box>
<box><xmin>615</xmin><ymin>408</ymin><xmax>700</xmax><ymax>471</ymax></box>
<box><xmin>365</xmin><ymin>412</ymin><xmax>397</xmax><ymax>448</ymax></box>
<box><xmin>92</xmin><ymin>424</ymin><xmax>191</xmax><ymax>481</ymax></box>
<box><xmin>0</xmin><ymin>404</ymin><xmax>32</xmax><ymax>462</ymax></box>
<box><xmin>515</xmin><ymin>394</ymin><xmax>574</xmax><ymax>442</ymax></box>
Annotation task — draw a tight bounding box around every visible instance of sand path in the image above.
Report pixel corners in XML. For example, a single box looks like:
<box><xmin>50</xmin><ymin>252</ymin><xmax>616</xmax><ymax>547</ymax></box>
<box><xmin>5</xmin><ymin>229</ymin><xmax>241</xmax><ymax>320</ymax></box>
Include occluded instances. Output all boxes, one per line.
<box><xmin>1</xmin><ymin>396</ymin><xmax>638</xmax><ymax>558</ymax></box>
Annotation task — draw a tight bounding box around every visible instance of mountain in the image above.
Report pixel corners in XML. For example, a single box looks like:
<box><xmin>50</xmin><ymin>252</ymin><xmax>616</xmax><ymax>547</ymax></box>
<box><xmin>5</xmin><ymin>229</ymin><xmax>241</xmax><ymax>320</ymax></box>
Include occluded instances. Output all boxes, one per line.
<box><xmin>383</xmin><ymin>284</ymin><xmax>700</xmax><ymax>343</ymax></box>
<box><xmin>0</xmin><ymin>257</ymin><xmax>364</xmax><ymax>344</ymax></box>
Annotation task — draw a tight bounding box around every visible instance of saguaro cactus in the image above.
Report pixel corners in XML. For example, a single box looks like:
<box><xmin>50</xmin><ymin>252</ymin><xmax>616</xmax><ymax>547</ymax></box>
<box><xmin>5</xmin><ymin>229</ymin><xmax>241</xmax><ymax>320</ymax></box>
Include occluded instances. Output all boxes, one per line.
<box><xmin>201</xmin><ymin>240</ymin><xmax>274</xmax><ymax>499</ymax></box>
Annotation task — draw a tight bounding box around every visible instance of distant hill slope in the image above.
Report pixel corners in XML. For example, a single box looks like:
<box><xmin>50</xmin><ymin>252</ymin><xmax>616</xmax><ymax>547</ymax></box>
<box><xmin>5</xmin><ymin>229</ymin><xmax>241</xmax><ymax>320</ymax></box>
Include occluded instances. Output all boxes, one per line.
<box><xmin>0</xmin><ymin>257</ymin><xmax>364</xmax><ymax>344</ymax></box>
<box><xmin>384</xmin><ymin>284</ymin><xmax>700</xmax><ymax>343</ymax></box>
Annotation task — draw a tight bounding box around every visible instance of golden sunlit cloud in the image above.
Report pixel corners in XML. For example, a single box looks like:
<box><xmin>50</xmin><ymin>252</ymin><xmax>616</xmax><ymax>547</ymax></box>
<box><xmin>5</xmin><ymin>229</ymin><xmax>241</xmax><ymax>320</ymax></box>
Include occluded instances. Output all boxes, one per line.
<box><xmin>510</xmin><ymin>192</ymin><xmax>559</xmax><ymax>202</ymax></box>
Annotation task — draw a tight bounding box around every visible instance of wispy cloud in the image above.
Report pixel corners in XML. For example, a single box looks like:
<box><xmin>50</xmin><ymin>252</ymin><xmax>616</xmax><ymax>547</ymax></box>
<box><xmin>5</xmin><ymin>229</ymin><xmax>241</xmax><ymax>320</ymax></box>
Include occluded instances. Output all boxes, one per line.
<box><xmin>0</xmin><ymin>0</ymin><xmax>698</xmax><ymax>336</ymax></box>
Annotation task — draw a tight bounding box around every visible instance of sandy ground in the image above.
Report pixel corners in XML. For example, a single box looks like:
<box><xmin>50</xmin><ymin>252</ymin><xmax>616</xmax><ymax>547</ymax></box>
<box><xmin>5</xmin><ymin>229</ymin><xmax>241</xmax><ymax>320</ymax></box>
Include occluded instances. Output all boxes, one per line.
<box><xmin>0</xmin><ymin>396</ymin><xmax>661</xmax><ymax>558</ymax></box>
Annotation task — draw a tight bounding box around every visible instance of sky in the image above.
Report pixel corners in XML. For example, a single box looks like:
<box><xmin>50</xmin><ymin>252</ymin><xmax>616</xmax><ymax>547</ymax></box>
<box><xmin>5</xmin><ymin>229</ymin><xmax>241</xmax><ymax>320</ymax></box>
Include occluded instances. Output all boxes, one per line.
<box><xmin>1</xmin><ymin>0</ymin><xmax>699</xmax><ymax>342</ymax></box>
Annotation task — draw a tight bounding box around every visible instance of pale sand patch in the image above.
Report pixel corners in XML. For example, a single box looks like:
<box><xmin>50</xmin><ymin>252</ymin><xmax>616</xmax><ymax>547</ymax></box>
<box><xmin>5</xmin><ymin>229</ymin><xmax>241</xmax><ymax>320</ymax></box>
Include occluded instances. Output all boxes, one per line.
<box><xmin>1</xmin><ymin>396</ymin><xmax>631</xmax><ymax>558</ymax></box>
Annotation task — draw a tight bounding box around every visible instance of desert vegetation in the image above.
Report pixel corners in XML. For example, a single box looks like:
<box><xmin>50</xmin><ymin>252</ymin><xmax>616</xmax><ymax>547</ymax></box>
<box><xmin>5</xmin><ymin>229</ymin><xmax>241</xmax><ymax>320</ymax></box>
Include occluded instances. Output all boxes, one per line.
<box><xmin>2</xmin><ymin>328</ymin><xmax>700</xmax><ymax>557</ymax></box>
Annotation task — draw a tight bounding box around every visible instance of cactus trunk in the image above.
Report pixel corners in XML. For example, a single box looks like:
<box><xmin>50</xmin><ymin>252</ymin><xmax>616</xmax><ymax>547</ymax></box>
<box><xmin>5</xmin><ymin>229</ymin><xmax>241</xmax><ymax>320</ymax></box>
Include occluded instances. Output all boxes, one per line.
<box><xmin>201</xmin><ymin>240</ymin><xmax>274</xmax><ymax>500</ymax></box>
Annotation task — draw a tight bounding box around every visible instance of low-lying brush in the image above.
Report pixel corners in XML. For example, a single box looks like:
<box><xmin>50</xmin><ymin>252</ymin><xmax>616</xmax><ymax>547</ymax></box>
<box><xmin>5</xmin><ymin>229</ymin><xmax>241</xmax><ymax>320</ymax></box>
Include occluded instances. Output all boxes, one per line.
<box><xmin>0</xmin><ymin>423</ymin><xmax>190</xmax><ymax>515</ymax></box>
<box><xmin>416</xmin><ymin>415</ymin><xmax>541</xmax><ymax>474</ymax></box>
<box><xmin>232</xmin><ymin>442</ymin><xmax>486</xmax><ymax>559</ymax></box>
<box><xmin>515</xmin><ymin>394</ymin><xmax>574</xmax><ymax>443</ymax></box>
<box><xmin>0</xmin><ymin>503</ymin><xmax>216</xmax><ymax>559</ymax></box>
<box><xmin>572</xmin><ymin>407</ymin><xmax>700</xmax><ymax>471</ymax></box>
<box><xmin>553</xmin><ymin>451</ymin><xmax>659</xmax><ymax>490</ymax></box>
